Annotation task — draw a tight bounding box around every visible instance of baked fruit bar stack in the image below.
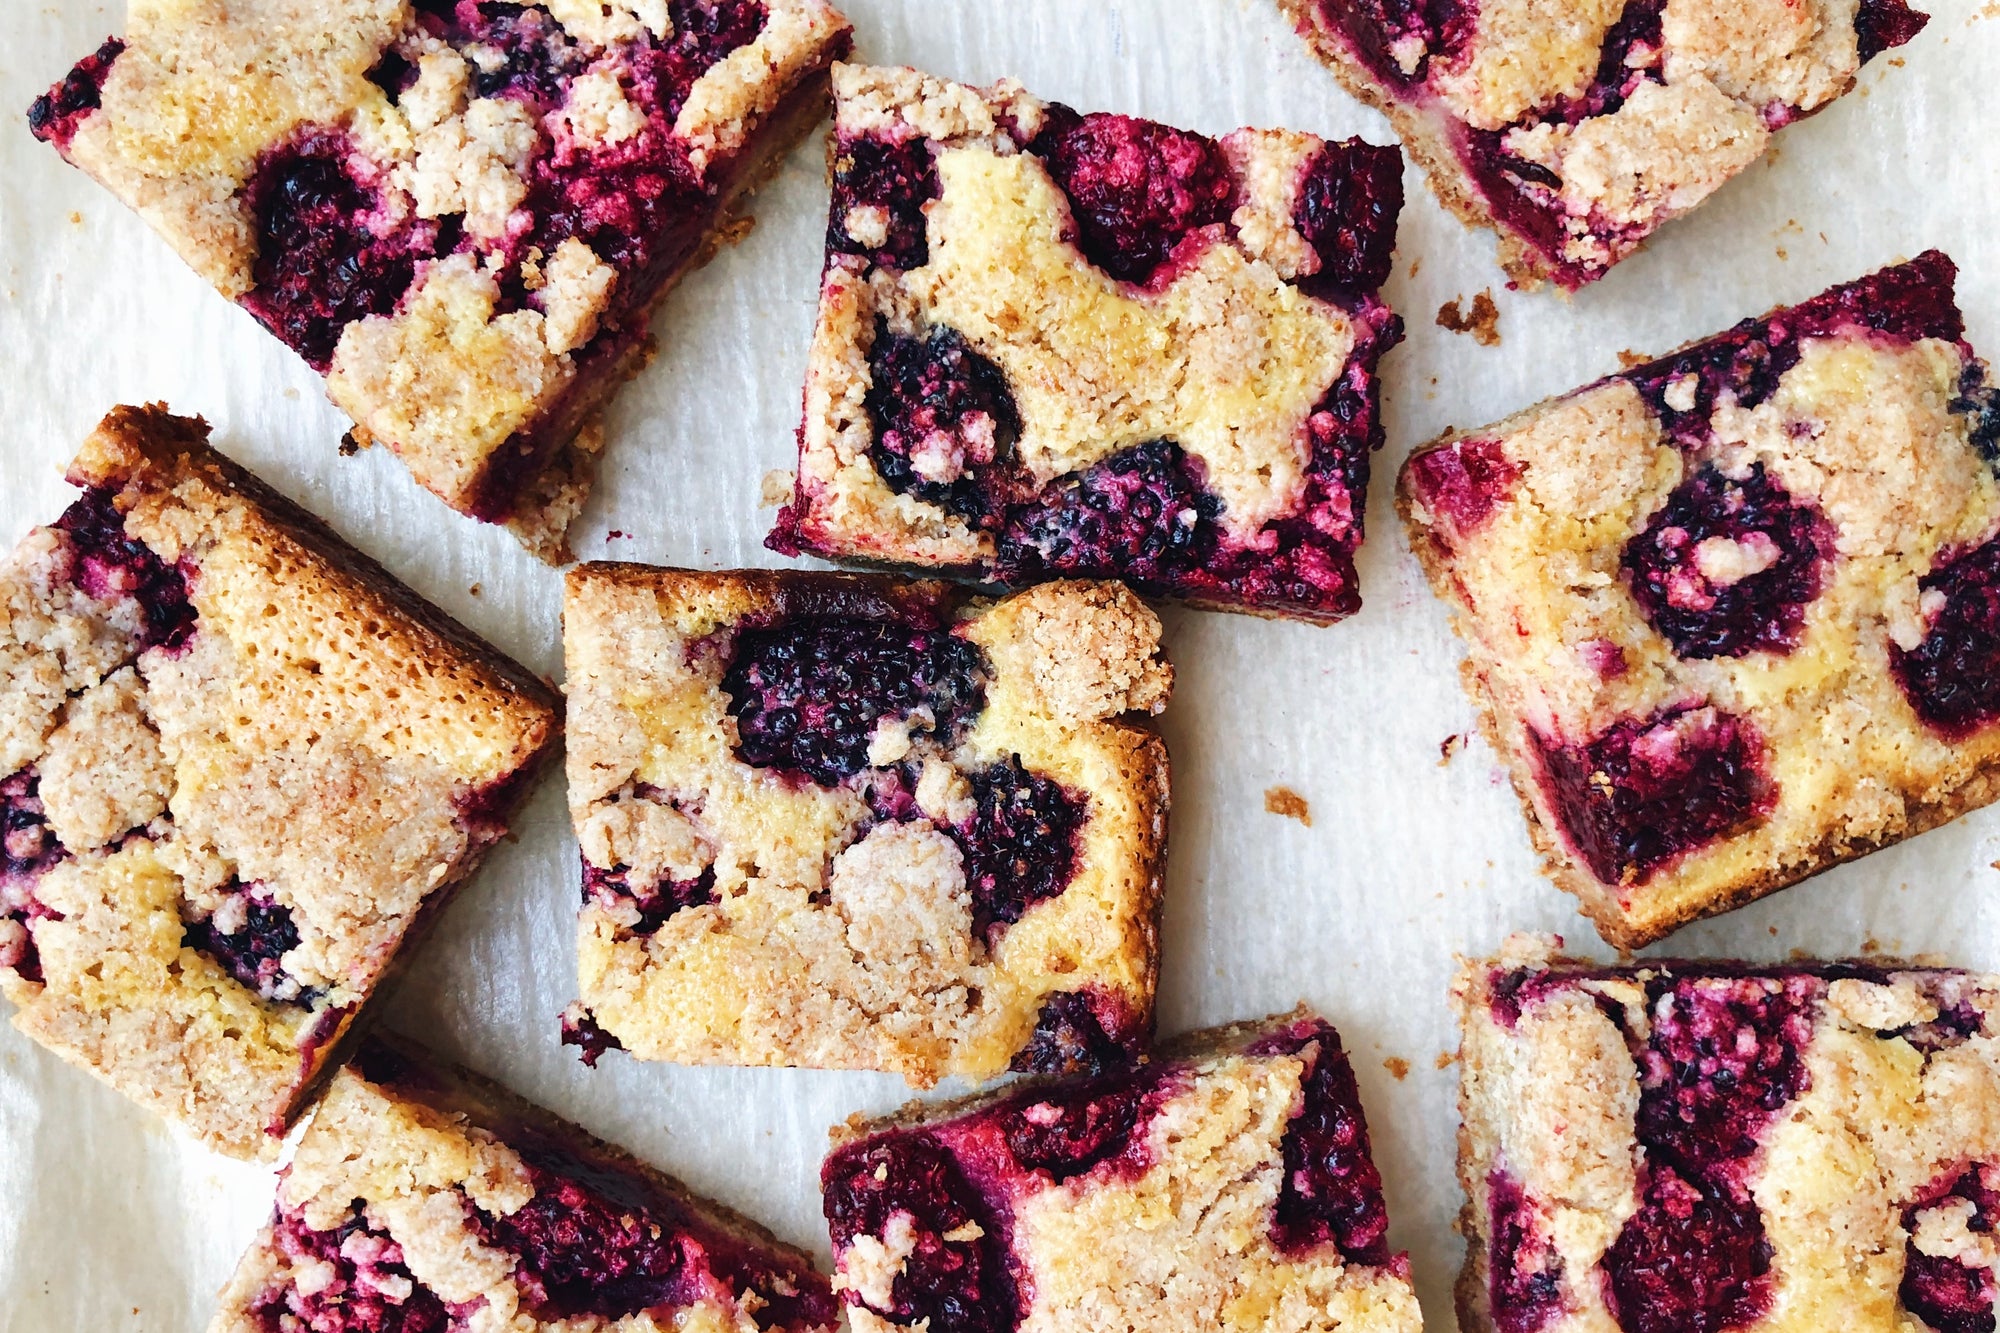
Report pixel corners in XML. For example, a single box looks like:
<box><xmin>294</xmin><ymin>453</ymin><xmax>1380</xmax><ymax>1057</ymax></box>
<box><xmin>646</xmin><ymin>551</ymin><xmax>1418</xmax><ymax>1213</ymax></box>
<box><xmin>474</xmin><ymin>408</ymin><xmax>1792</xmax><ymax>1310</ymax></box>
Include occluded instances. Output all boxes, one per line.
<box><xmin>28</xmin><ymin>0</ymin><xmax>852</xmax><ymax>558</ymax></box>
<box><xmin>1456</xmin><ymin>937</ymin><xmax>2000</xmax><ymax>1333</ymax></box>
<box><xmin>0</xmin><ymin>406</ymin><xmax>559</xmax><ymax>1158</ymax></box>
<box><xmin>822</xmin><ymin>1008</ymin><xmax>1422</xmax><ymax>1333</ymax></box>
<box><xmin>1400</xmin><ymin>252</ymin><xmax>2000</xmax><ymax>946</ymax></box>
<box><xmin>211</xmin><ymin>1035</ymin><xmax>838</xmax><ymax>1333</ymax></box>
<box><xmin>1280</xmin><ymin>0</ymin><xmax>1930</xmax><ymax>288</ymax></box>
<box><xmin>560</xmin><ymin>566</ymin><xmax>1172</xmax><ymax>1084</ymax></box>
<box><xmin>770</xmin><ymin>64</ymin><xmax>1406</xmax><ymax>623</ymax></box>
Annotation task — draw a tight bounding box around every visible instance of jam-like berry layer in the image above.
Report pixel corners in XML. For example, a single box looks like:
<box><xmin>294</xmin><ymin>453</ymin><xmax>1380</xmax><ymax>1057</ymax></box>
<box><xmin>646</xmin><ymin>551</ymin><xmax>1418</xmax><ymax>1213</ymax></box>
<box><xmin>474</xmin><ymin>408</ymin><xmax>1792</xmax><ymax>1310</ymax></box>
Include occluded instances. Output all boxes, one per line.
<box><xmin>250</xmin><ymin>1206</ymin><xmax>455</xmax><ymax>1333</ymax></box>
<box><xmin>1532</xmin><ymin>705</ymin><xmax>1774</xmax><ymax>887</ymax></box>
<box><xmin>996</xmin><ymin>439</ymin><xmax>1222</xmax><ymax>586</ymax></box>
<box><xmin>1009</xmin><ymin>989</ymin><xmax>1139</xmax><ymax>1076</ymax></box>
<box><xmin>1621</xmin><ymin>464</ymin><xmax>1833</xmax><ymax>660</ymax></box>
<box><xmin>823</xmin><ymin>1135</ymin><xmax>1016</xmax><ymax>1333</ymax></box>
<box><xmin>1405</xmin><ymin>438</ymin><xmax>1522</xmax><ymax>543</ymax></box>
<box><xmin>1487</xmin><ymin>1171</ymin><xmax>1567</xmax><ymax>1333</ymax></box>
<box><xmin>240</xmin><ymin>131</ymin><xmax>441</xmax><ymax>371</ymax></box>
<box><xmin>1030</xmin><ymin>106</ymin><xmax>1234</xmax><ymax>285</ymax></box>
<box><xmin>722</xmin><ymin>619</ymin><xmax>987</xmax><ymax>787</ymax></box>
<box><xmin>1894</xmin><ymin>535</ymin><xmax>2000</xmax><ymax>740</ymax></box>
<box><xmin>183</xmin><ymin>880</ymin><xmax>320</xmax><ymax>1006</ymax></box>
<box><xmin>951</xmin><ymin>757</ymin><xmax>1086</xmax><ymax>941</ymax></box>
<box><xmin>1294</xmin><ymin>140</ymin><xmax>1405</xmax><ymax>294</ymax></box>
<box><xmin>1857</xmin><ymin>0</ymin><xmax>1932</xmax><ymax>63</ymax></box>
<box><xmin>55</xmin><ymin>488</ymin><xmax>197</xmax><ymax>652</ymax></box>
<box><xmin>582</xmin><ymin>858</ymin><xmax>717</xmax><ymax>935</ymax></box>
<box><xmin>999</xmin><ymin>1071</ymin><xmax>1161</xmax><ymax>1183</ymax></box>
<box><xmin>1953</xmin><ymin>362</ymin><xmax>2000</xmax><ymax>465</ymax></box>
<box><xmin>830</xmin><ymin>135</ymin><xmax>941</xmax><ymax>271</ymax></box>
<box><xmin>1259</xmin><ymin>1020</ymin><xmax>1392</xmax><ymax>1265</ymax></box>
<box><xmin>27</xmin><ymin>37</ymin><xmax>125</xmax><ymax>151</ymax></box>
<box><xmin>1902</xmin><ymin>1166</ymin><xmax>2000</xmax><ymax>1333</ymax></box>
<box><xmin>0</xmin><ymin>769</ymin><xmax>66</xmax><ymax>983</ymax></box>
<box><xmin>866</xmin><ymin>323</ymin><xmax>1020</xmax><ymax>520</ymax></box>
<box><xmin>559</xmin><ymin>1004</ymin><xmax>626</xmax><ymax>1067</ymax></box>
<box><xmin>1603</xmin><ymin>1164</ymin><xmax>1773</xmax><ymax>1333</ymax></box>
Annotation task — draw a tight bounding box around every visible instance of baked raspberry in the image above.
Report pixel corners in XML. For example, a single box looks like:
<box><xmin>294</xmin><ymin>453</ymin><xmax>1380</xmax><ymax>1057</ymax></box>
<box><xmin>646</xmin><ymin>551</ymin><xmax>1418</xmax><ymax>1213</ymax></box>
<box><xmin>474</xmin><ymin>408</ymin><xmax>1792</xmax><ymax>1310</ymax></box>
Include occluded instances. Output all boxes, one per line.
<box><xmin>54</xmin><ymin>487</ymin><xmax>196</xmax><ymax>652</ymax></box>
<box><xmin>1258</xmin><ymin>1019</ymin><xmax>1392</xmax><ymax>1264</ymax></box>
<box><xmin>829</xmin><ymin>134</ymin><xmax>939</xmax><ymax>270</ymax></box>
<box><xmin>1295</xmin><ymin>139</ymin><xmax>1405</xmax><ymax>292</ymax></box>
<box><xmin>821</xmin><ymin>1136</ymin><xmax>1014</xmax><ymax>1333</ymax></box>
<box><xmin>722</xmin><ymin>619</ymin><xmax>987</xmax><ymax>787</ymax></box>
<box><xmin>1901</xmin><ymin>1167</ymin><xmax>2000</xmax><ymax>1333</ymax></box>
<box><xmin>1601</xmin><ymin>1165</ymin><xmax>1773</xmax><ymax>1333</ymax></box>
<box><xmin>953</xmin><ymin>757</ymin><xmax>1086</xmax><ymax>940</ymax></box>
<box><xmin>1621</xmin><ymin>464</ymin><xmax>1833</xmax><ymax>660</ymax></box>
<box><xmin>1403</xmin><ymin>438</ymin><xmax>1522</xmax><ymax>544</ymax></box>
<box><xmin>1859</xmin><ymin>0</ymin><xmax>1934</xmax><ymax>61</ymax></box>
<box><xmin>253</xmin><ymin>1205</ymin><xmax>455</xmax><ymax>1333</ymax></box>
<box><xmin>1895</xmin><ymin>536</ymin><xmax>2000</xmax><ymax>740</ymax></box>
<box><xmin>866</xmin><ymin>323</ymin><xmax>1020</xmax><ymax>520</ymax></box>
<box><xmin>1486</xmin><ymin>1172</ymin><xmax>1567</xmax><ymax>1333</ymax></box>
<box><xmin>1532</xmin><ymin>706</ymin><xmax>1773</xmax><ymax>888</ymax></box>
<box><xmin>999</xmin><ymin>1072</ymin><xmax>1162</xmax><ymax>1183</ymax></box>
<box><xmin>996</xmin><ymin>441</ymin><xmax>1221</xmax><ymax>586</ymax></box>
<box><xmin>1009</xmin><ymin>989</ymin><xmax>1138</xmax><ymax>1076</ymax></box>
<box><xmin>26</xmin><ymin>37</ymin><xmax>123</xmax><ymax>151</ymax></box>
<box><xmin>182</xmin><ymin>881</ymin><xmax>318</xmax><ymax>1006</ymax></box>
<box><xmin>559</xmin><ymin>1005</ymin><xmax>626</xmax><ymax>1068</ymax></box>
<box><xmin>1030</xmin><ymin>106</ymin><xmax>1234</xmax><ymax>284</ymax></box>
<box><xmin>239</xmin><ymin>131</ymin><xmax>438</xmax><ymax>371</ymax></box>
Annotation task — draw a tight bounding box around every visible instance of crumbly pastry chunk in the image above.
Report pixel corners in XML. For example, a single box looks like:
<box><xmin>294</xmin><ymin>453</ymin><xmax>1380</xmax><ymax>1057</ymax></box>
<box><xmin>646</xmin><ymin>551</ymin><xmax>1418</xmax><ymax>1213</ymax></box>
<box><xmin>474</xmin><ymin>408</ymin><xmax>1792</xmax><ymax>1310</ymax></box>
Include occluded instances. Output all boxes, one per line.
<box><xmin>769</xmin><ymin>64</ymin><xmax>1406</xmax><ymax>624</ymax></box>
<box><xmin>1279</xmin><ymin>0</ymin><xmax>1930</xmax><ymax>289</ymax></box>
<box><xmin>559</xmin><ymin>565</ymin><xmax>1172</xmax><ymax>1085</ymax></box>
<box><xmin>1454</xmin><ymin>935</ymin><xmax>2000</xmax><ymax>1333</ymax></box>
<box><xmin>1398</xmin><ymin>253</ymin><xmax>2000</xmax><ymax>946</ymax></box>
<box><xmin>209</xmin><ymin>1035</ymin><xmax>838</xmax><ymax>1333</ymax></box>
<box><xmin>0</xmin><ymin>405</ymin><xmax>559</xmax><ymax>1158</ymax></box>
<box><xmin>821</xmin><ymin>1008</ymin><xmax>1423</xmax><ymax>1333</ymax></box>
<box><xmin>28</xmin><ymin>0</ymin><xmax>852</xmax><ymax>560</ymax></box>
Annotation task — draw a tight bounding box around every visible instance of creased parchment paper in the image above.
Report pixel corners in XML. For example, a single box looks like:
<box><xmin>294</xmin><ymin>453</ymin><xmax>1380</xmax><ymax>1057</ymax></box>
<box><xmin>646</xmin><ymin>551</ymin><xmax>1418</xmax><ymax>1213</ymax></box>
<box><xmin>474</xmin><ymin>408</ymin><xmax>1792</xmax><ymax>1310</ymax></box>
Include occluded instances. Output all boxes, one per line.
<box><xmin>3</xmin><ymin>1</ymin><xmax>1999</xmax><ymax>1327</ymax></box>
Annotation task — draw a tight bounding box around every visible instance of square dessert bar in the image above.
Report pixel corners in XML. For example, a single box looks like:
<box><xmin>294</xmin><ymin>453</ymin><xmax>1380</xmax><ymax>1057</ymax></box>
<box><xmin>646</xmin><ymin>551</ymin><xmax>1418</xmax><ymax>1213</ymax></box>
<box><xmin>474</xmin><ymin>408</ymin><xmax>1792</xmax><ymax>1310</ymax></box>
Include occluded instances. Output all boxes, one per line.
<box><xmin>211</xmin><ymin>1034</ymin><xmax>838</xmax><ymax>1333</ymax></box>
<box><xmin>769</xmin><ymin>64</ymin><xmax>1406</xmax><ymax>623</ymax></box>
<box><xmin>1281</xmin><ymin>0</ymin><xmax>1930</xmax><ymax>289</ymax></box>
<box><xmin>0</xmin><ymin>405</ymin><xmax>559</xmax><ymax>1158</ymax></box>
<box><xmin>29</xmin><ymin>0</ymin><xmax>852</xmax><ymax>559</ymax></box>
<box><xmin>821</xmin><ymin>1008</ymin><xmax>1422</xmax><ymax>1333</ymax></box>
<box><xmin>1399</xmin><ymin>252</ymin><xmax>2000</xmax><ymax>947</ymax></box>
<box><xmin>1455</xmin><ymin>936</ymin><xmax>2000</xmax><ymax>1333</ymax></box>
<box><xmin>560</xmin><ymin>565</ymin><xmax>1172</xmax><ymax>1085</ymax></box>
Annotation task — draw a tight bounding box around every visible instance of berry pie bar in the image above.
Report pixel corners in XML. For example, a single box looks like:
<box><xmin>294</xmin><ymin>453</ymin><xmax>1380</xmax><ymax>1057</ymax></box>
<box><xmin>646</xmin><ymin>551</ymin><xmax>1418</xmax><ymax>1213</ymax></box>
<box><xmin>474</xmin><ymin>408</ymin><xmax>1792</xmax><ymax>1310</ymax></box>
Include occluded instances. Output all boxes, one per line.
<box><xmin>821</xmin><ymin>1008</ymin><xmax>1422</xmax><ymax>1333</ymax></box>
<box><xmin>1280</xmin><ymin>0</ymin><xmax>1929</xmax><ymax>289</ymax></box>
<box><xmin>1399</xmin><ymin>252</ymin><xmax>2000</xmax><ymax>947</ymax></box>
<box><xmin>0</xmin><ymin>405</ymin><xmax>559</xmax><ymax>1158</ymax></box>
<box><xmin>769</xmin><ymin>64</ymin><xmax>1406</xmax><ymax>623</ymax></box>
<box><xmin>560</xmin><ymin>565</ymin><xmax>1172</xmax><ymax>1084</ymax></box>
<box><xmin>29</xmin><ymin>0</ymin><xmax>852</xmax><ymax>559</ymax></box>
<box><xmin>1455</xmin><ymin>935</ymin><xmax>2000</xmax><ymax>1333</ymax></box>
<box><xmin>211</xmin><ymin>1034</ymin><xmax>838</xmax><ymax>1333</ymax></box>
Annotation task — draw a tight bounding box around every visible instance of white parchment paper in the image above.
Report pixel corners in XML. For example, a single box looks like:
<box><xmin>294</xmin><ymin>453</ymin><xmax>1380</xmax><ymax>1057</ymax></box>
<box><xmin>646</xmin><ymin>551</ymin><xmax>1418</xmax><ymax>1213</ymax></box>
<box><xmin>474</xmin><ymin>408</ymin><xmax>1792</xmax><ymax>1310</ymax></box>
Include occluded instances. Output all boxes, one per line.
<box><xmin>3</xmin><ymin>2</ymin><xmax>1999</xmax><ymax>1327</ymax></box>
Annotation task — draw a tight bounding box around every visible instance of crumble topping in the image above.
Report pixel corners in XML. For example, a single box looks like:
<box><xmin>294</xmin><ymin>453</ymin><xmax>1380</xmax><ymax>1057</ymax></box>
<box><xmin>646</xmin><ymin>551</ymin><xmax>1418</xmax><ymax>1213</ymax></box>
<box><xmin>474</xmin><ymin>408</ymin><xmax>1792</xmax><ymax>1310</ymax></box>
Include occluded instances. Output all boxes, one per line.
<box><xmin>545</xmin><ymin>0</ymin><xmax>673</xmax><ymax>46</ymax></box>
<box><xmin>831</xmin><ymin>63</ymin><xmax>1041</xmax><ymax>146</ymax></box>
<box><xmin>1661</xmin><ymin>0</ymin><xmax>1862</xmax><ymax>113</ymax></box>
<box><xmin>1225</xmin><ymin>130</ymin><xmax>1324</xmax><ymax>280</ymax></box>
<box><xmin>678</xmin><ymin>3</ymin><xmax>853</xmax><ymax>172</ymax></box>
<box><xmin>558</xmin><ymin>67</ymin><xmax>648</xmax><ymax>147</ymax></box>
<box><xmin>398</xmin><ymin>94</ymin><xmax>539</xmax><ymax>239</ymax></box>
<box><xmin>1429</xmin><ymin>0</ymin><xmax>1629</xmax><ymax>130</ymax></box>
<box><xmin>36</xmin><ymin>666</ymin><xmax>169</xmax><ymax>853</ymax></box>
<box><xmin>981</xmin><ymin>581</ymin><xmax>1173</xmax><ymax>726</ymax></box>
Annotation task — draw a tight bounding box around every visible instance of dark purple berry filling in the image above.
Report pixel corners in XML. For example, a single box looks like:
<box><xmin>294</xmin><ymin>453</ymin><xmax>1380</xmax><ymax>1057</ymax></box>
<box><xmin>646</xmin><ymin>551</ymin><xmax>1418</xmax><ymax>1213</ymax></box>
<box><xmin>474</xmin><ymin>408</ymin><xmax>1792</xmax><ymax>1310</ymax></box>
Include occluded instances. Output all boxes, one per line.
<box><xmin>1902</xmin><ymin>1167</ymin><xmax>1999</xmax><ymax>1333</ymax></box>
<box><xmin>26</xmin><ymin>37</ymin><xmax>125</xmax><ymax>151</ymax></box>
<box><xmin>1621</xmin><ymin>464</ymin><xmax>1834</xmax><ymax>660</ymax></box>
<box><xmin>1893</xmin><ymin>535</ymin><xmax>2000</xmax><ymax>740</ymax></box>
<box><xmin>830</xmin><ymin>135</ymin><xmax>940</xmax><ymax>271</ymax></box>
<box><xmin>1258</xmin><ymin>1019</ymin><xmax>1392</xmax><ymax>1265</ymax></box>
<box><xmin>582</xmin><ymin>858</ymin><xmax>716</xmax><ymax>934</ymax></box>
<box><xmin>0</xmin><ymin>769</ymin><xmax>67</xmax><ymax>984</ymax></box>
<box><xmin>1029</xmin><ymin>105</ymin><xmax>1235</xmax><ymax>285</ymax></box>
<box><xmin>1010</xmin><ymin>989</ymin><xmax>1141</xmax><ymax>1076</ymax></box>
<box><xmin>1603</xmin><ymin>1163</ymin><xmax>1773</xmax><ymax>1333</ymax></box>
<box><xmin>1532</xmin><ymin>705</ymin><xmax>1774</xmax><ymax>888</ymax></box>
<box><xmin>239</xmin><ymin>130</ymin><xmax>443</xmax><ymax>371</ymax></box>
<box><xmin>1319</xmin><ymin>0</ymin><xmax>1471</xmax><ymax>85</ymax></box>
<box><xmin>995</xmin><ymin>439</ymin><xmax>1222</xmax><ymax>586</ymax></box>
<box><xmin>1953</xmin><ymin>362</ymin><xmax>2000</xmax><ymax>466</ymax></box>
<box><xmin>55</xmin><ymin>488</ymin><xmax>197</xmax><ymax>652</ymax></box>
<box><xmin>866</xmin><ymin>322</ymin><xmax>1020</xmax><ymax>521</ymax></box>
<box><xmin>722</xmin><ymin>619</ymin><xmax>987</xmax><ymax>787</ymax></box>
<box><xmin>250</xmin><ymin>1205</ymin><xmax>455</xmax><ymax>1333</ymax></box>
<box><xmin>183</xmin><ymin>880</ymin><xmax>321</xmax><ymax>1006</ymax></box>
<box><xmin>822</xmin><ymin>1135</ymin><xmax>1016</xmax><ymax>1333</ymax></box>
<box><xmin>1487</xmin><ymin>1171</ymin><xmax>1567</xmax><ymax>1333</ymax></box>
<box><xmin>560</xmin><ymin>1005</ymin><xmax>625</xmax><ymax>1067</ymax></box>
<box><xmin>1294</xmin><ymin>140</ymin><xmax>1404</xmax><ymax>294</ymax></box>
<box><xmin>998</xmin><ymin>1071</ymin><xmax>1162</xmax><ymax>1184</ymax></box>
<box><xmin>1857</xmin><ymin>0</ymin><xmax>1931</xmax><ymax>63</ymax></box>
<box><xmin>951</xmin><ymin>757</ymin><xmax>1086</xmax><ymax>941</ymax></box>
<box><xmin>1405</xmin><ymin>438</ymin><xmax>1522</xmax><ymax>542</ymax></box>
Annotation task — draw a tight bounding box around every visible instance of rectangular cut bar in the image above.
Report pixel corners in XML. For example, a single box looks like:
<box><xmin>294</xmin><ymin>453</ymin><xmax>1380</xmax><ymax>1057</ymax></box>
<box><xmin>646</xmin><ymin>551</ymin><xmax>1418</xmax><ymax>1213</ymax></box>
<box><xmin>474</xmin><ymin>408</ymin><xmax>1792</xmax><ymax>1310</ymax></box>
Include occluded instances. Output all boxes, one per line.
<box><xmin>769</xmin><ymin>63</ymin><xmax>1405</xmax><ymax>623</ymax></box>
<box><xmin>0</xmin><ymin>405</ymin><xmax>559</xmax><ymax>1158</ymax></box>
<box><xmin>1399</xmin><ymin>252</ymin><xmax>2000</xmax><ymax>946</ymax></box>
<box><xmin>1278</xmin><ymin>0</ymin><xmax>1929</xmax><ymax>289</ymax></box>
<box><xmin>1454</xmin><ymin>935</ymin><xmax>2000</xmax><ymax>1333</ymax></box>
<box><xmin>210</xmin><ymin>1035</ymin><xmax>839</xmax><ymax>1333</ymax></box>
<box><xmin>559</xmin><ymin>565</ymin><xmax>1172</xmax><ymax>1085</ymax></box>
<box><xmin>821</xmin><ymin>1008</ymin><xmax>1422</xmax><ymax>1333</ymax></box>
<box><xmin>28</xmin><ymin>0</ymin><xmax>852</xmax><ymax>559</ymax></box>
